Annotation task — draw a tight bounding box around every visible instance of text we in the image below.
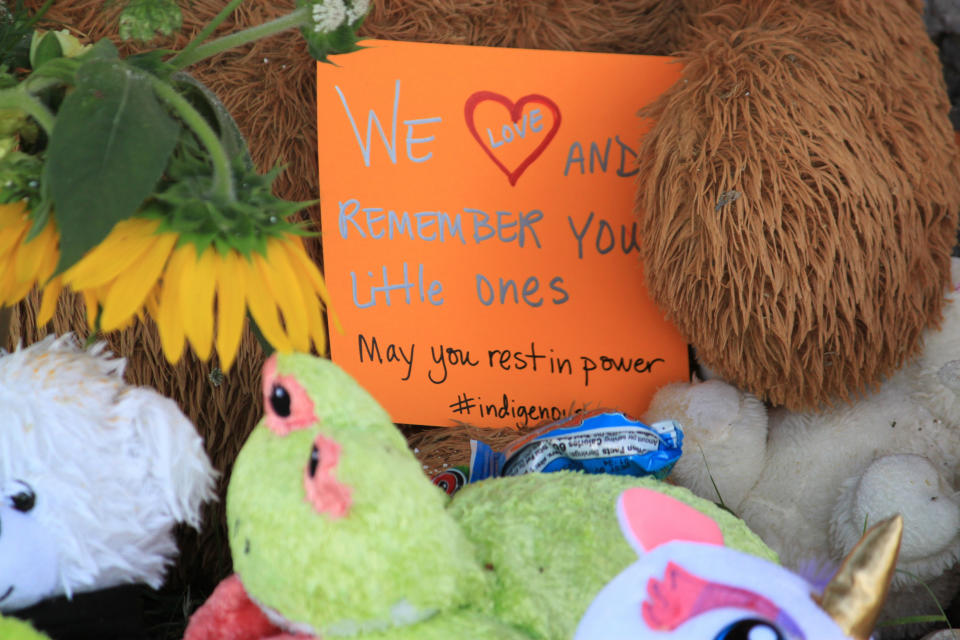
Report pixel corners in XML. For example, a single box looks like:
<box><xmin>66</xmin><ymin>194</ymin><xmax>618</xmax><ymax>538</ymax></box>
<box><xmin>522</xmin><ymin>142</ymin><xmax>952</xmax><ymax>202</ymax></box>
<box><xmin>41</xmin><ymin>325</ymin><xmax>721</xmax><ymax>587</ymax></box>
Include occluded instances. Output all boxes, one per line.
<box><xmin>335</xmin><ymin>79</ymin><xmax>443</xmax><ymax>166</ymax></box>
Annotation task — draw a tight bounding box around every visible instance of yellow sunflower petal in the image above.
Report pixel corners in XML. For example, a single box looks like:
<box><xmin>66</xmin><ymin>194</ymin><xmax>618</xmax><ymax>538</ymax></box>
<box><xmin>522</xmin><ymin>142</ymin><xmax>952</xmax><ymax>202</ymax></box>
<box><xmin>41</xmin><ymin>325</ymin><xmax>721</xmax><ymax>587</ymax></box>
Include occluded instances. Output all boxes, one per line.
<box><xmin>63</xmin><ymin>218</ymin><xmax>162</xmax><ymax>290</ymax></box>
<box><xmin>82</xmin><ymin>289</ymin><xmax>99</xmax><ymax>330</ymax></box>
<box><xmin>35</xmin><ymin>225</ymin><xmax>61</xmax><ymax>285</ymax></box>
<box><xmin>292</xmin><ymin>262</ymin><xmax>327</xmax><ymax>355</ymax></box>
<box><xmin>144</xmin><ymin>283</ymin><xmax>161</xmax><ymax>319</ymax></box>
<box><xmin>0</xmin><ymin>217</ymin><xmax>58</xmax><ymax>306</ymax></box>
<box><xmin>281</xmin><ymin>237</ymin><xmax>333</xmax><ymax>302</ymax></box>
<box><xmin>14</xmin><ymin>220</ymin><xmax>59</xmax><ymax>284</ymax></box>
<box><xmin>243</xmin><ymin>256</ymin><xmax>292</xmax><ymax>353</ymax></box>
<box><xmin>282</xmin><ymin>237</ymin><xmax>342</xmax><ymax>333</ymax></box>
<box><xmin>0</xmin><ymin>220</ymin><xmax>27</xmax><ymax>257</ymax></box>
<box><xmin>114</xmin><ymin>311</ymin><xmax>136</xmax><ymax>331</ymax></box>
<box><xmin>12</xmin><ymin>235</ymin><xmax>43</xmax><ymax>283</ymax></box>
<box><xmin>262</xmin><ymin>241</ymin><xmax>309</xmax><ymax>352</ymax></box>
<box><xmin>0</xmin><ymin>248</ymin><xmax>20</xmax><ymax>304</ymax></box>
<box><xmin>156</xmin><ymin>243</ymin><xmax>190</xmax><ymax>364</ymax></box>
<box><xmin>3</xmin><ymin>245</ymin><xmax>37</xmax><ymax>305</ymax></box>
<box><xmin>0</xmin><ymin>220</ymin><xmax>28</xmax><ymax>299</ymax></box>
<box><xmin>0</xmin><ymin>202</ymin><xmax>27</xmax><ymax>227</ymax></box>
<box><xmin>180</xmin><ymin>244</ymin><xmax>217</xmax><ymax>361</ymax></box>
<box><xmin>37</xmin><ymin>276</ymin><xmax>63</xmax><ymax>326</ymax></box>
<box><xmin>215</xmin><ymin>251</ymin><xmax>247</xmax><ymax>372</ymax></box>
<box><xmin>99</xmin><ymin>231</ymin><xmax>178</xmax><ymax>332</ymax></box>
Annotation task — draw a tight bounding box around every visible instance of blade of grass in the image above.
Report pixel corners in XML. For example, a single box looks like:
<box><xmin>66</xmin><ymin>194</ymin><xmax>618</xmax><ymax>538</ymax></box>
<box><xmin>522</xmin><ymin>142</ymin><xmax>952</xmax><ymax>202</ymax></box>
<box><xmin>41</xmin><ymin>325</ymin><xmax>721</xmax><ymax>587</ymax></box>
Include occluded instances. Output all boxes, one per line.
<box><xmin>876</xmin><ymin>569</ymin><xmax>952</xmax><ymax>630</ymax></box>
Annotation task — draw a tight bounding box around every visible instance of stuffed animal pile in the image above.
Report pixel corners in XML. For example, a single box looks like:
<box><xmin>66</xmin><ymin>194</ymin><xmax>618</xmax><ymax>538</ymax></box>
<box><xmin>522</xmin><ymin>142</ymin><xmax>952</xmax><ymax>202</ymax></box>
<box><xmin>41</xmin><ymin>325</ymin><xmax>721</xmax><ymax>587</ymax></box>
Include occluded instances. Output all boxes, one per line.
<box><xmin>0</xmin><ymin>335</ymin><xmax>216</xmax><ymax>623</ymax></box>
<box><xmin>182</xmin><ymin>352</ymin><xmax>909</xmax><ymax>640</ymax></box>
<box><xmin>644</xmin><ymin>259</ymin><xmax>960</xmax><ymax>635</ymax></box>
<box><xmin>8</xmin><ymin>0</ymin><xmax>960</xmax><ymax>637</ymax></box>
<box><xmin>15</xmin><ymin>0</ymin><xmax>723</xmax><ymax>606</ymax></box>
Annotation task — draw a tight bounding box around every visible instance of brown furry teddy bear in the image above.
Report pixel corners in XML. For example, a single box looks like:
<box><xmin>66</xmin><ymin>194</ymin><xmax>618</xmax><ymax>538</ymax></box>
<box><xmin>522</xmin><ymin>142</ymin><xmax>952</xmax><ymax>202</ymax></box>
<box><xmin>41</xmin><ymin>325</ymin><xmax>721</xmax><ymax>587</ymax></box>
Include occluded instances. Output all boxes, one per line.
<box><xmin>636</xmin><ymin>0</ymin><xmax>960</xmax><ymax>410</ymax></box>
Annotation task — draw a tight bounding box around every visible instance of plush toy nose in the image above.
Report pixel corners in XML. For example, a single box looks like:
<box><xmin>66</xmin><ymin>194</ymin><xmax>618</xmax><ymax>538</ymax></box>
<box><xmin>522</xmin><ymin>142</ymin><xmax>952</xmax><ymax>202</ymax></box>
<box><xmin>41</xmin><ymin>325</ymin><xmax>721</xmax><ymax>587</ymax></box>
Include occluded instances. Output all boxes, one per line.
<box><xmin>303</xmin><ymin>434</ymin><xmax>352</xmax><ymax>519</ymax></box>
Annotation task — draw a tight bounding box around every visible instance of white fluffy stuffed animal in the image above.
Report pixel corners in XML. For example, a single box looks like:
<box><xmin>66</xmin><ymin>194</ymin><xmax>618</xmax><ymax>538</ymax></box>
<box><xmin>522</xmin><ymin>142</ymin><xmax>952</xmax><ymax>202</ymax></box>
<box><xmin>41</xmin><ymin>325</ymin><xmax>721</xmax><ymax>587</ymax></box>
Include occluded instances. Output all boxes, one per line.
<box><xmin>576</xmin><ymin>487</ymin><xmax>903</xmax><ymax>640</ymax></box>
<box><xmin>0</xmin><ymin>334</ymin><xmax>216</xmax><ymax>612</ymax></box>
<box><xmin>644</xmin><ymin>260</ymin><xmax>960</xmax><ymax>636</ymax></box>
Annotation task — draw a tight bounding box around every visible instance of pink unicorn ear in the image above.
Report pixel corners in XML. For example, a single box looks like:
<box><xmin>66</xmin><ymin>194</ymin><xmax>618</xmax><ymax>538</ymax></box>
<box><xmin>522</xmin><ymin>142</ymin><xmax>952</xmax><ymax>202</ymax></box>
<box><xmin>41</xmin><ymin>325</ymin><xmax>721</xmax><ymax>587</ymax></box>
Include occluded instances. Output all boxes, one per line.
<box><xmin>617</xmin><ymin>488</ymin><xmax>724</xmax><ymax>554</ymax></box>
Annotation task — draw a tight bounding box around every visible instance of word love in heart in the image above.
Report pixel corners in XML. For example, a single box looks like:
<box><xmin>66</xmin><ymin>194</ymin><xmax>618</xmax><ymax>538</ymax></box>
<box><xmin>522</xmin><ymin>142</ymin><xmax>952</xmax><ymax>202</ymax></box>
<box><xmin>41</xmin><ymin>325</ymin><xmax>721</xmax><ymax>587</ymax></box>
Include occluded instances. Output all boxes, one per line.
<box><xmin>464</xmin><ymin>91</ymin><xmax>561</xmax><ymax>186</ymax></box>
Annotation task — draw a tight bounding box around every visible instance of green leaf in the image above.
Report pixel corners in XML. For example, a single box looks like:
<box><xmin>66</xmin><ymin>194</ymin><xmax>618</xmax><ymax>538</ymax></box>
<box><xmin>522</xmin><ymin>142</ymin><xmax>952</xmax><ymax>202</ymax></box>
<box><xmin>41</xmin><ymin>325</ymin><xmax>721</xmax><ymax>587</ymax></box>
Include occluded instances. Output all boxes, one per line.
<box><xmin>45</xmin><ymin>58</ymin><xmax>180</xmax><ymax>271</ymax></box>
<box><xmin>24</xmin><ymin>197</ymin><xmax>50</xmax><ymax>241</ymax></box>
<box><xmin>0</xmin><ymin>148</ymin><xmax>42</xmax><ymax>204</ymax></box>
<box><xmin>78</xmin><ymin>38</ymin><xmax>118</xmax><ymax>62</ymax></box>
<box><xmin>171</xmin><ymin>72</ymin><xmax>253</xmax><ymax>170</ymax></box>
<box><xmin>28</xmin><ymin>56</ymin><xmax>80</xmax><ymax>83</ymax></box>
<box><xmin>126</xmin><ymin>49</ymin><xmax>176</xmax><ymax>78</ymax></box>
<box><xmin>247</xmin><ymin>311</ymin><xmax>274</xmax><ymax>356</ymax></box>
<box><xmin>118</xmin><ymin>0</ymin><xmax>183</xmax><ymax>42</ymax></box>
<box><xmin>28</xmin><ymin>30</ymin><xmax>61</xmax><ymax>69</ymax></box>
<box><xmin>0</xmin><ymin>1</ymin><xmax>38</xmax><ymax>72</ymax></box>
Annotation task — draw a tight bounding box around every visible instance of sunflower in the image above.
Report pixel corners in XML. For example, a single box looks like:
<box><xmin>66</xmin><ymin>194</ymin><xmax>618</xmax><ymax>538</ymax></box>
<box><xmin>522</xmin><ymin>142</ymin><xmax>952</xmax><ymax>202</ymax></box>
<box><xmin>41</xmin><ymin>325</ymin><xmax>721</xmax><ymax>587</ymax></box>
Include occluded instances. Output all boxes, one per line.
<box><xmin>63</xmin><ymin>217</ymin><xmax>333</xmax><ymax>371</ymax></box>
<box><xmin>0</xmin><ymin>201</ymin><xmax>59</xmax><ymax>317</ymax></box>
<box><xmin>0</xmin><ymin>201</ymin><xmax>333</xmax><ymax>372</ymax></box>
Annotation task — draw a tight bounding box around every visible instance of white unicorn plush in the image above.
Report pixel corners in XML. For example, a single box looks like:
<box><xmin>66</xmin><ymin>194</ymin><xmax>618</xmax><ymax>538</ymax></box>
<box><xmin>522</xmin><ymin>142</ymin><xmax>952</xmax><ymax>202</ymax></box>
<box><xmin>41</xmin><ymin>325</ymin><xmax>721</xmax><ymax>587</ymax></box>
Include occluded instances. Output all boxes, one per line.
<box><xmin>0</xmin><ymin>334</ymin><xmax>216</xmax><ymax>612</ymax></box>
<box><xmin>576</xmin><ymin>487</ymin><xmax>902</xmax><ymax>640</ymax></box>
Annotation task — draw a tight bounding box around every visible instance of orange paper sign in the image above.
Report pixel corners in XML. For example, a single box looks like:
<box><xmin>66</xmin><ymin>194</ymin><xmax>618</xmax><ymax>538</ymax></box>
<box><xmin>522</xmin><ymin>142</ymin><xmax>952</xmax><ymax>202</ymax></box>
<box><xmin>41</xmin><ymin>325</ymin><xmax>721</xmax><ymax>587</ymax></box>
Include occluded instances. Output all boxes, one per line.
<box><xmin>316</xmin><ymin>39</ymin><xmax>689</xmax><ymax>428</ymax></box>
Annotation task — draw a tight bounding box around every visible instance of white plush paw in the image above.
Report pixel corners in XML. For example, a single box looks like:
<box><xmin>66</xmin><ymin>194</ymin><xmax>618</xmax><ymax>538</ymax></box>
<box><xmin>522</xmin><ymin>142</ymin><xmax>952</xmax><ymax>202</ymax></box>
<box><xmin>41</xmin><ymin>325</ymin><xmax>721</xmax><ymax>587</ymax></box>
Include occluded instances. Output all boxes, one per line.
<box><xmin>645</xmin><ymin>380</ymin><xmax>767</xmax><ymax>511</ymax></box>
<box><xmin>831</xmin><ymin>454</ymin><xmax>960</xmax><ymax>588</ymax></box>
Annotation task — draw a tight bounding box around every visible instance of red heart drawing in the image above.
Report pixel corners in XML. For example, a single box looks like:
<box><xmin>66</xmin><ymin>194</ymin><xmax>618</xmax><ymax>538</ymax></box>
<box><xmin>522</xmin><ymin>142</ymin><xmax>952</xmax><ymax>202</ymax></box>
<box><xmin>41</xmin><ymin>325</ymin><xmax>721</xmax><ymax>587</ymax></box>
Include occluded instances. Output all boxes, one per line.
<box><xmin>464</xmin><ymin>91</ymin><xmax>562</xmax><ymax>186</ymax></box>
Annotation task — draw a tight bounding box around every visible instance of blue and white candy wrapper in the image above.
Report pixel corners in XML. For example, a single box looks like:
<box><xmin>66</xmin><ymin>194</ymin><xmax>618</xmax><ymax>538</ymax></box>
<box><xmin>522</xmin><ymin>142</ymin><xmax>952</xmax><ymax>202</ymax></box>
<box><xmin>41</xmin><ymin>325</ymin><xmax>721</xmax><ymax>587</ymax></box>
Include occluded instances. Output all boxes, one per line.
<box><xmin>467</xmin><ymin>410</ymin><xmax>683</xmax><ymax>484</ymax></box>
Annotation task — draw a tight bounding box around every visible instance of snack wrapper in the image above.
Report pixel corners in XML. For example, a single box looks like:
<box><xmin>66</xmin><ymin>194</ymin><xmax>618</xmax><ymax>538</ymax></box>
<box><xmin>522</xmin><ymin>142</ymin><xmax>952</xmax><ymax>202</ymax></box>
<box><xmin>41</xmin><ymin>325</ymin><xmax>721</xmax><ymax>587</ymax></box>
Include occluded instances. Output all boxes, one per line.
<box><xmin>432</xmin><ymin>410</ymin><xmax>683</xmax><ymax>493</ymax></box>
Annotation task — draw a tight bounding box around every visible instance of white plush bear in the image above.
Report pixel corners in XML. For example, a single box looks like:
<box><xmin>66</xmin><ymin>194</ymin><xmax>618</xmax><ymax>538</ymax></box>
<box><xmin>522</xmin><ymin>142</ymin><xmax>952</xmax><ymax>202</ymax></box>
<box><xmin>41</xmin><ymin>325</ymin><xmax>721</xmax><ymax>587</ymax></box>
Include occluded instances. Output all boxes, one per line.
<box><xmin>0</xmin><ymin>334</ymin><xmax>217</xmax><ymax>612</ymax></box>
<box><xmin>644</xmin><ymin>260</ymin><xmax>960</xmax><ymax>637</ymax></box>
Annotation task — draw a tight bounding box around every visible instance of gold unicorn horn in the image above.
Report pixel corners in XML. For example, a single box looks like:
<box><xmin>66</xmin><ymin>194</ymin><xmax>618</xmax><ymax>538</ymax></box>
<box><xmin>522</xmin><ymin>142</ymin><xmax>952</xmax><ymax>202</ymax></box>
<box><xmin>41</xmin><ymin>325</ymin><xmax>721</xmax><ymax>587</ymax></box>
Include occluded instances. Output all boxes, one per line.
<box><xmin>816</xmin><ymin>515</ymin><xmax>903</xmax><ymax>640</ymax></box>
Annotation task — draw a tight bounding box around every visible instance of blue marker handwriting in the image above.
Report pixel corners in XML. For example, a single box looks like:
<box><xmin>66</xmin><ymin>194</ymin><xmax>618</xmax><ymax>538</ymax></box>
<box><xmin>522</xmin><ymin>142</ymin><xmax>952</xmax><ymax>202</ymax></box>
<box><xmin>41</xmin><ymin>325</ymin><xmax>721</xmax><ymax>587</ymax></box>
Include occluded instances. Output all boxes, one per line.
<box><xmin>339</xmin><ymin>200</ymin><xmax>543</xmax><ymax>248</ymax></box>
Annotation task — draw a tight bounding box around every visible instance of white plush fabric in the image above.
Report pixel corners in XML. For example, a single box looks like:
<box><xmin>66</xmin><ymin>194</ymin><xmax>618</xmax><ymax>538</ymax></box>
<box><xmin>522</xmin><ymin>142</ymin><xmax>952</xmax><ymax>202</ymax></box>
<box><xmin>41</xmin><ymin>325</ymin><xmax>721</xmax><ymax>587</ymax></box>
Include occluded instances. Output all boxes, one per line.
<box><xmin>0</xmin><ymin>334</ymin><xmax>217</xmax><ymax>611</ymax></box>
<box><xmin>645</xmin><ymin>259</ymin><xmax>960</xmax><ymax>637</ymax></box>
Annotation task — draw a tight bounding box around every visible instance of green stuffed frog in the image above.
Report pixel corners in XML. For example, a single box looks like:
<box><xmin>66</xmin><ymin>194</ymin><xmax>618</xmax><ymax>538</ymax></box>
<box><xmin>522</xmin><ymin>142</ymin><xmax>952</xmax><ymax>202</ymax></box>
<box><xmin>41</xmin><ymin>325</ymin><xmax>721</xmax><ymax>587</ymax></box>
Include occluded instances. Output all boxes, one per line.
<box><xmin>0</xmin><ymin>616</ymin><xmax>51</xmax><ymax>640</ymax></box>
<box><xmin>183</xmin><ymin>353</ymin><xmax>777</xmax><ymax>640</ymax></box>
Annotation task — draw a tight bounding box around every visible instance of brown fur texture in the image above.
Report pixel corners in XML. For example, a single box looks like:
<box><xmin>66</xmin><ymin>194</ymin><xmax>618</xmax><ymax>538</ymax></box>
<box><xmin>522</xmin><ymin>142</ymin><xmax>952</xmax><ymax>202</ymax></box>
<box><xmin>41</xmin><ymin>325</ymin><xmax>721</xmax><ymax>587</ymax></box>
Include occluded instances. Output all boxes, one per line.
<box><xmin>636</xmin><ymin>0</ymin><xmax>960</xmax><ymax>410</ymax></box>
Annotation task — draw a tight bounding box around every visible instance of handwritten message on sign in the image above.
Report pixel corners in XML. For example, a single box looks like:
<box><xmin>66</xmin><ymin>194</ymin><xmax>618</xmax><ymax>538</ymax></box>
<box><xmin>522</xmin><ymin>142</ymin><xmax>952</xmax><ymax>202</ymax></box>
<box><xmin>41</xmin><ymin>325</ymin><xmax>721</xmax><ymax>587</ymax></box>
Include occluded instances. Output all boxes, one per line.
<box><xmin>316</xmin><ymin>40</ymin><xmax>689</xmax><ymax>428</ymax></box>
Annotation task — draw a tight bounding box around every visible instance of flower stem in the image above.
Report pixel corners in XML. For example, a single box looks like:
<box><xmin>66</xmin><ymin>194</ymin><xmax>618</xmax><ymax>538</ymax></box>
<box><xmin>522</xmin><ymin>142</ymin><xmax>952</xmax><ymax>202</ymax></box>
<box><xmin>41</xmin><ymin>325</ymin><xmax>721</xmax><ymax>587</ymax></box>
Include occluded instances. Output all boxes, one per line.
<box><xmin>147</xmin><ymin>76</ymin><xmax>235</xmax><ymax>202</ymax></box>
<box><xmin>167</xmin><ymin>0</ymin><xmax>247</xmax><ymax>69</ymax></box>
<box><xmin>0</xmin><ymin>86</ymin><xmax>55</xmax><ymax>134</ymax></box>
<box><xmin>169</xmin><ymin>6</ymin><xmax>312</xmax><ymax>70</ymax></box>
<box><xmin>22</xmin><ymin>0</ymin><xmax>56</xmax><ymax>30</ymax></box>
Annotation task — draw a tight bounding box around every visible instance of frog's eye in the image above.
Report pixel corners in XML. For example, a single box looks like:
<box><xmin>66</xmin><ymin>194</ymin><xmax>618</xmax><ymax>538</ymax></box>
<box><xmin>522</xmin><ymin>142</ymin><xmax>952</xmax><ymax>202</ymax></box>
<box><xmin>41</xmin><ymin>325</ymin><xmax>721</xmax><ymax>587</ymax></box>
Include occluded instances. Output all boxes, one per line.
<box><xmin>269</xmin><ymin>383</ymin><xmax>291</xmax><ymax>417</ymax></box>
<box><xmin>714</xmin><ymin>618</ymin><xmax>785</xmax><ymax>640</ymax></box>
<box><xmin>262</xmin><ymin>355</ymin><xmax>316</xmax><ymax>435</ymax></box>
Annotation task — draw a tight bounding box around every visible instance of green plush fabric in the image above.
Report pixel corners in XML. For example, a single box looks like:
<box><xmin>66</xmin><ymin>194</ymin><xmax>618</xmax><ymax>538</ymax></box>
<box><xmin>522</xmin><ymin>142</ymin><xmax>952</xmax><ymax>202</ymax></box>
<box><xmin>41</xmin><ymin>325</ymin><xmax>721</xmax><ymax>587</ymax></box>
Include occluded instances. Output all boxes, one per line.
<box><xmin>0</xmin><ymin>616</ymin><xmax>52</xmax><ymax>640</ymax></box>
<box><xmin>364</xmin><ymin>610</ymin><xmax>531</xmax><ymax>640</ymax></box>
<box><xmin>451</xmin><ymin>472</ymin><xmax>778</xmax><ymax>640</ymax></box>
<box><xmin>229</xmin><ymin>356</ymin><xmax>488</xmax><ymax>637</ymax></box>
<box><xmin>271</xmin><ymin>352</ymin><xmax>411</xmax><ymax>452</ymax></box>
<box><xmin>227</xmin><ymin>354</ymin><xmax>778</xmax><ymax>640</ymax></box>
